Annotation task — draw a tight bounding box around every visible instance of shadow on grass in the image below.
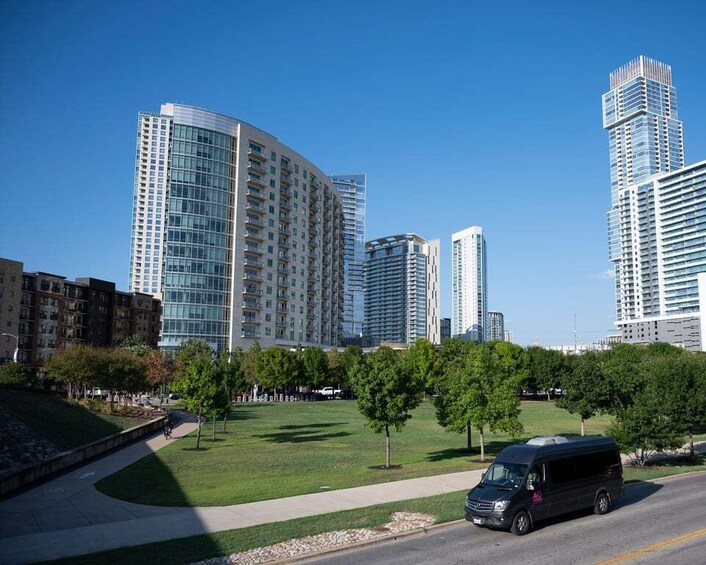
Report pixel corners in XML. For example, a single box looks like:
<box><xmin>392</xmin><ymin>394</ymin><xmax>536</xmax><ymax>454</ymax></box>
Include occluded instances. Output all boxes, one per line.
<box><xmin>255</xmin><ymin>430</ymin><xmax>352</xmax><ymax>444</ymax></box>
<box><xmin>426</xmin><ymin>439</ymin><xmax>514</xmax><ymax>463</ymax></box>
<box><xmin>367</xmin><ymin>464</ymin><xmax>403</xmax><ymax>471</ymax></box>
<box><xmin>278</xmin><ymin>423</ymin><xmax>347</xmax><ymax>430</ymax></box>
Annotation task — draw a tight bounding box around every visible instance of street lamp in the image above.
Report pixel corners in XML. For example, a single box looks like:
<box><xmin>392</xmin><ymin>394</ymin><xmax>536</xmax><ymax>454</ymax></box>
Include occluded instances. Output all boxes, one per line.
<box><xmin>1</xmin><ymin>333</ymin><xmax>19</xmax><ymax>363</ymax></box>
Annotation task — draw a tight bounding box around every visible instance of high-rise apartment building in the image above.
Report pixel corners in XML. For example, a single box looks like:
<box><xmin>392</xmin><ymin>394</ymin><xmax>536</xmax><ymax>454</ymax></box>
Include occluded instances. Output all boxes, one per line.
<box><xmin>603</xmin><ymin>56</ymin><xmax>684</xmax><ymax>321</ymax></box>
<box><xmin>603</xmin><ymin>58</ymin><xmax>706</xmax><ymax>351</ymax></box>
<box><xmin>363</xmin><ymin>234</ymin><xmax>440</xmax><ymax>345</ymax></box>
<box><xmin>328</xmin><ymin>174</ymin><xmax>366</xmax><ymax>344</ymax></box>
<box><xmin>488</xmin><ymin>311</ymin><xmax>504</xmax><ymax>342</ymax></box>
<box><xmin>451</xmin><ymin>226</ymin><xmax>488</xmax><ymax>341</ymax></box>
<box><xmin>440</xmin><ymin>317</ymin><xmax>451</xmax><ymax>342</ymax></box>
<box><xmin>611</xmin><ymin>162</ymin><xmax>706</xmax><ymax>350</ymax></box>
<box><xmin>129</xmin><ymin>104</ymin><xmax>345</xmax><ymax>351</ymax></box>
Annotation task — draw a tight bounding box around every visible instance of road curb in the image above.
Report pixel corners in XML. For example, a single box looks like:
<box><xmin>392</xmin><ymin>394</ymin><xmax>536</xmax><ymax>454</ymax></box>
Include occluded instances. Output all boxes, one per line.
<box><xmin>268</xmin><ymin>520</ymin><xmax>468</xmax><ymax>564</ymax></box>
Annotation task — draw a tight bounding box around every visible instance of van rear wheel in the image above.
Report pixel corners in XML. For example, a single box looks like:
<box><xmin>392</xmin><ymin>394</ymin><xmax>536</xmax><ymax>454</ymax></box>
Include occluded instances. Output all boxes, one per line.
<box><xmin>594</xmin><ymin>492</ymin><xmax>610</xmax><ymax>515</ymax></box>
<box><xmin>510</xmin><ymin>510</ymin><xmax>530</xmax><ymax>536</ymax></box>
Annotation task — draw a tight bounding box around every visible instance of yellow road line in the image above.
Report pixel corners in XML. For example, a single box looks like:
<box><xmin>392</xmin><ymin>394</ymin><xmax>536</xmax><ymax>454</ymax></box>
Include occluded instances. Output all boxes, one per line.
<box><xmin>594</xmin><ymin>526</ymin><xmax>706</xmax><ymax>565</ymax></box>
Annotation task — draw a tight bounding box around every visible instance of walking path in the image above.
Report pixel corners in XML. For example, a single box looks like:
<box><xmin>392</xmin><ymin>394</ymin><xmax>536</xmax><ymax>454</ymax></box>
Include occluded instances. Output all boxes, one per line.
<box><xmin>0</xmin><ymin>417</ymin><xmax>481</xmax><ymax>564</ymax></box>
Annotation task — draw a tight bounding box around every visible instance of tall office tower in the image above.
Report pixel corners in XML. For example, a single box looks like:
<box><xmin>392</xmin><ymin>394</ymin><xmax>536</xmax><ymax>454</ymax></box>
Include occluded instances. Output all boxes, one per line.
<box><xmin>603</xmin><ymin>56</ymin><xmax>684</xmax><ymax>321</ymax></box>
<box><xmin>488</xmin><ymin>311</ymin><xmax>504</xmax><ymax>341</ymax></box>
<box><xmin>328</xmin><ymin>175</ymin><xmax>366</xmax><ymax>345</ymax></box>
<box><xmin>129</xmin><ymin>104</ymin><xmax>345</xmax><ymax>352</ymax></box>
<box><xmin>440</xmin><ymin>317</ymin><xmax>451</xmax><ymax>342</ymax></box>
<box><xmin>363</xmin><ymin>234</ymin><xmax>440</xmax><ymax>345</ymax></box>
<box><xmin>451</xmin><ymin>226</ymin><xmax>488</xmax><ymax>341</ymax></box>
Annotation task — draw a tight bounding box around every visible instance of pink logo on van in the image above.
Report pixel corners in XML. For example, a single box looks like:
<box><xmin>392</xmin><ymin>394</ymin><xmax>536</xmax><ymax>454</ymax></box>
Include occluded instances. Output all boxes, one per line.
<box><xmin>532</xmin><ymin>490</ymin><xmax>543</xmax><ymax>504</ymax></box>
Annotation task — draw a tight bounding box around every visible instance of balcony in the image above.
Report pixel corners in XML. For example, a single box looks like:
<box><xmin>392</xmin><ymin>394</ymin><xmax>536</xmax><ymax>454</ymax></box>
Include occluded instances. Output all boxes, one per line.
<box><xmin>247</xmin><ymin>160</ymin><xmax>267</xmax><ymax>174</ymax></box>
<box><xmin>278</xmin><ymin>213</ymin><xmax>290</xmax><ymax>223</ymax></box>
<box><xmin>242</xmin><ymin>287</ymin><xmax>263</xmax><ymax>296</ymax></box>
<box><xmin>280</xmin><ymin>175</ymin><xmax>291</xmax><ymax>186</ymax></box>
<box><xmin>241</xmin><ymin>318</ymin><xmax>261</xmax><ymax>325</ymax></box>
<box><xmin>247</xmin><ymin>186</ymin><xmax>265</xmax><ymax>200</ymax></box>
<box><xmin>244</xmin><ymin>244</ymin><xmax>263</xmax><ymax>254</ymax></box>
<box><xmin>245</xmin><ymin>230</ymin><xmax>264</xmax><ymax>242</ymax></box>
<box><xmin>278</xmin><ymin>226</ymin><xmax>290</xmax><ymax>235</ymax></box>
<box><xmin>243</xmin><ymin>272</ymin><xmax>263</xmax><ymax>282</ymax></box>
<box><xmin>278</xmin><ymin>239</ymin><xmax>290</xmax><ymax>249</ymax></box>
<box><xmin>278</xmin><ymin>252</ymin><xmax>290</xmax><ymax>262</ymax></box>
<box><xmin>280</xmin><ymin>186</ymin><xmax>291</xmax><ymax>198</ymax></box>
<box><xmin>246</xmin><ymin>201</ymin><xmax>265</xmax><ymax>214</ymax></box>
<box><xmin>242</xmin><ymin>300</ymin><xmax>262</xmax><ymax>310</ymax></box>
<box><xmin>248</xmin><ymin>146</ymin><xmax>266</xmax><ymax>161</ymax></box>
<box><xmin>247</xmin><ymin>174</ymin><xmax>266</xmax><ymax>188</ymax></box>
<box><xmin>244</xmin><ymin>256</ymin><xmax>263</xmax><ymax>268</ymax></box>
<box><xmin>241</xmin><ymin>330</ymin><xmax>262</xmax><ymax>339</ymax></box>
<box><xmin>279</xmin><ymin>199</ymin><xmax>291</xmax><ymax>211</ymax></box>
<box><xmin>245</xmin><ymin>217</ymin><xmax>264</xmax><ymax>230</ymax></box>
<box><xmin>280</xmin><ymin>160</ymin><xmax>292</xmax><ymax>173</ymax></box>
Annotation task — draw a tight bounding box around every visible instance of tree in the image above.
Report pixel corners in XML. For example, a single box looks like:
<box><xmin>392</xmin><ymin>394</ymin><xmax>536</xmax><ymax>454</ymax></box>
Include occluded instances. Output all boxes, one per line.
<box><xmin>434</xmin><ymin>343</ymin><xmax>524</xmax><ymax>460</ymax></box>
<box><xmin>121</xmin><ymin>335</ymin><xmax>150</xmax><ymax>357</ymax></box>
<box><xmin>524</xmin><ymin>346</ymin><xmax>567</xmax><ymax>400</ymax></box>
<box><xmin>341</xmin><ymin>345</ymin><xmax>364</xmax><ymax>385</ymax></box>
<box><xmin>557</xmin><ymin>352</ymin><xmax>611</xmax><ymax>436</ymax></box>
<box><xmin>403</xmin><ymin>338</ymin><xmax>442</xmax><ymax>393</ymax></box>
<box><xmin>303</xmin><ymin>347</ymin><xmax>329</xmax><ymax>388</ymax></box>
<box><xmin>0</xmin><ymin>362</ymin><xmax>31</xmax><ymax>387</ymax></box>
<box><xmin>257</xmin><ymin>347</ymin><xmax>299</xmax><ymax>393</ymax></box>
<box><xmin>145</xmin><ymin>349</ymin><xmax>172</xmax><ymax>404</ymax></box>
<box><xmin>172</xmin><ymin>339</ymin><xmax>219</xmax><ymax>449</ymax></box>
<box><xmin>46</xmin><ymin>344</ymin><xmax>99</xmax><ymax>399</ymax></box>
<box><xmin>218</xmin><ymin>348</ymin><xmax>244</xmax><ymax>431</ymax></box>
<box><xmin>326</xmin><ymin>348</ymin><xmax>343</xmax><ymax>388</ymax></box>
<box><xmin>349</xmin><ymin>346</ymin><xmax>424</xmax><ymax>468</ymax></box>
<box><xmin>242</xmin><ymin>341</ymin><xmax>261</xmax><ymax>392</ymax></box>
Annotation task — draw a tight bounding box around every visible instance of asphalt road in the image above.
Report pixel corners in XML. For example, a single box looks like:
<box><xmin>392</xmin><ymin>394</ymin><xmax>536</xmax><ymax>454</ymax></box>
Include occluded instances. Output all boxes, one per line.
<box><xmin>302</xmin><ymin>472</ymin><xmax>706</xmax><ymax>565</ymax></box>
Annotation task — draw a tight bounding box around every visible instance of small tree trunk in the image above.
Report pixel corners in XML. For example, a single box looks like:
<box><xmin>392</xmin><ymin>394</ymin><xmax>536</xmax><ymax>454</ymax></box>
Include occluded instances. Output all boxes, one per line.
<box><xmin>196</xmin><ymin>407</ymin><xmax>203</xmax><ymax>449</ymax></box>
<box><xmin>689</xmin><ymin>433</ymin><xmax>694</xmax><ymax>458</ymax></box>
<box><xmin>479</xmin><ymin>427</ymin><xmax>485</xmax><ymax>462</ymax></box>
<box><xmin>546</xmin><ymin>389</ymin><xmax>551</xmax><ymax>402</ymax></box>
<box><xmin>212</xmin><ymin>414</ymin><xmax>216</xmax><ymax>441</ymax></box>
<box><xmin>385</xmin><ymin>425</ymin><xmax>391</xmax><ymax>468</ymax></box>
<box><xmin>580</xmin><ymin>416</ymin><xmax>585</xmax><ymax>437</ymax></box>
<box><xmin>466</xmin><ymin>423</ymin><xmax>473</xmax><ymax>451</ymax></box>
<box><xmin>223</xmin><ymin>412</ymin><xmax>228</xmax><ymax>432</ymax></box>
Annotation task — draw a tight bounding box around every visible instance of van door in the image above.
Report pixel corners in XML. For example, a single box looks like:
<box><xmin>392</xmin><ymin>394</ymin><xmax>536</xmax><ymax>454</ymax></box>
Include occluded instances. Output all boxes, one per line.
<box><xmin>526</xmin><ymin>463</ymin><xmax>551</xmax><ymax>521</ymax></box>
<box><xmin>545</xmin><ymin>457</ymin><xmax>581</xmax><ymax>517</ymax></box>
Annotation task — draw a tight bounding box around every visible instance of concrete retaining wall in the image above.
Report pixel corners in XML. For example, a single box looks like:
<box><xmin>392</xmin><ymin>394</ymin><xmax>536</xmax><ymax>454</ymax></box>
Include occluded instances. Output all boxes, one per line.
<box><xmin>0</xmin><ymin>416</ymin><xmax>165</xmax><ymax>497</ymax></box>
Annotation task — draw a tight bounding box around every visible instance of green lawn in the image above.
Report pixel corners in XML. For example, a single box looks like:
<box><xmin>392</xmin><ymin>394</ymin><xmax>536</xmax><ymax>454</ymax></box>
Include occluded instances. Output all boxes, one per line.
<box><xmin>0</xmin><ymin>388</ymin><xmax>145</xmax><ymax>451</ymax></box>
<box><xmin>96</xmin><ymin>400</ymin><xmax>613</xmax><ymax>506</ymax></box>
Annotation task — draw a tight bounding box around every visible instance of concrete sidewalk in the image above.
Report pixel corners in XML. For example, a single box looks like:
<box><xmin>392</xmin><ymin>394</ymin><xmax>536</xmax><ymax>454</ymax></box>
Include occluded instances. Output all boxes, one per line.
<box><xmin>0</xmin><ymin>417</ymin><xmax>480</xmax><ymax>564</ymax></box>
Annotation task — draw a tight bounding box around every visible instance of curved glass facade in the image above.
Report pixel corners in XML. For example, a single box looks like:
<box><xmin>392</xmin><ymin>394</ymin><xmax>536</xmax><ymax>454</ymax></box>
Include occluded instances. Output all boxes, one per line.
<box><xmin>161</xmin><ymin>125</ymin><xmax>235</xmax><ymax>350</ymax></box>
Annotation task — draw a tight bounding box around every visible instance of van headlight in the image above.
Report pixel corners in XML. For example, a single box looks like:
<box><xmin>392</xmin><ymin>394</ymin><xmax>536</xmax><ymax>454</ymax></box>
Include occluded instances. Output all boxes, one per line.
<box><xmin>493</xmin><ymin>500</ymin><xmax>510</xmax><ymax>512</ymax></box>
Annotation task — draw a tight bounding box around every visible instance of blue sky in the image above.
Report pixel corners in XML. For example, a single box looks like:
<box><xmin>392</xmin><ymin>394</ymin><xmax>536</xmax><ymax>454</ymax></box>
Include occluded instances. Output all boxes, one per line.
<box><xmin>1</xmin><ymin>0</ymin><xmax>705</xmax><ymax>346</ymax></box>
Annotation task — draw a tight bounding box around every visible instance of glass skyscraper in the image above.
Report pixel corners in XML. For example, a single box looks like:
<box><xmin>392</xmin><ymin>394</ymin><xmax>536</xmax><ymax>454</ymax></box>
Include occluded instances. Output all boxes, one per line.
<box><xmin>328</xmin><ymin>174</ymin><xmax>366</xmax><ymax>343</ymax></box>
<box><xmin>451</xmin><ymin>226</ymin><xmax>487</xmax><ymax>341</ymax></box>
<box><xmin>129</xmin><ymin>104</ymin><xmax>344</xmax><ymax>352</ymax></box>
<box><xmin>602</xmin><ymin>56</ymin><xmax>684</xmax><ymax>321</ymax></box>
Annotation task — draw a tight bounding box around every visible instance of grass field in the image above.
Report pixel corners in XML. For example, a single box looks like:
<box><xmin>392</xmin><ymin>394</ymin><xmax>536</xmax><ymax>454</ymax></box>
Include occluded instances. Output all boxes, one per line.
<box><xmin>0</xmin><ymin>388</ymin><xmax>145</xmax><ymax>451</ymax></box>
<box><xmin>96</xmin><ymin>400</ymin><xmax>613</xmax><ymax>506</ymax></box>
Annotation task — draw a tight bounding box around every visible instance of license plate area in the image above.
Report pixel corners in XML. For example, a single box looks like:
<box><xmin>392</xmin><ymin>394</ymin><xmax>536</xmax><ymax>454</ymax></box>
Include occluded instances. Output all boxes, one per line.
<box><xmin>473</xmin><ymin>518</ymin><xmax>482</xmax><ymax>524</ymax></box>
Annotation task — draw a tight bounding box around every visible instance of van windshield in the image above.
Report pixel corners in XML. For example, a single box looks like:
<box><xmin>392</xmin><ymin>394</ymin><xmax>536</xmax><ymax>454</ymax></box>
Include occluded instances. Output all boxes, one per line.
<box><xmin>481</xmin><ymin>462</ymin><xmax>528</xmax><ymax>489</ymax></box>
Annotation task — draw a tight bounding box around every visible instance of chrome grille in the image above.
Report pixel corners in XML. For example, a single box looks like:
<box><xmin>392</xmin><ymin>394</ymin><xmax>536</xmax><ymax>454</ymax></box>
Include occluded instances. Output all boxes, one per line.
<box><xmin>467</xmin><ymin>498</ymin><xmax>493</xmax><ymax>513</ymax></box>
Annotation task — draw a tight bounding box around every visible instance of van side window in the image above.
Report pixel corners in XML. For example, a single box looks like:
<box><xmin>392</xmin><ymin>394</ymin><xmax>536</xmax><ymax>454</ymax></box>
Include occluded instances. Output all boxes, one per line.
<box><xmin>528</xmin><ymin>464</ymin><xmax>544</xmax><ymax>484</ymax></box>
<box><xmin>548</xmin><ymin>458</ymin><xmax>576</xmax><ymax>484</ymax></box>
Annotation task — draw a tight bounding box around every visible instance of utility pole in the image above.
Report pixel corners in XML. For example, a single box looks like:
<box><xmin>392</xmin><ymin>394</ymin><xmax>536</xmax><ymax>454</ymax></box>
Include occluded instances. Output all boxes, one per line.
<box><xmin>573</xmin><ymin>315</ymin><xmax>577</xmax><ymax>354</ymax></box>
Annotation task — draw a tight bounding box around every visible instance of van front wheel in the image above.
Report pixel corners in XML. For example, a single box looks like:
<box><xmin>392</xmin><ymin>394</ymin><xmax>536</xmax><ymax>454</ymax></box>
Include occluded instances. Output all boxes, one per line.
<box><xmin>594</xmin><ymin>492</ymin><xmax>610</xmax><ymax>515</ymax></box>
<box><xmin>510</xmin><ymin>510</ymin><xmax>531</xmax><ymax>536</ymax></box>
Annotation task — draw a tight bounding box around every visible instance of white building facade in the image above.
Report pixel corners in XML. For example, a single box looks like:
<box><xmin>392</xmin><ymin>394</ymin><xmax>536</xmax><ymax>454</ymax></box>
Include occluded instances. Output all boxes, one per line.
<box><xmin>129</xmin><ymin>103</ymin><xmax>344</xmax><ymax>351</ymax></box>
<box><xmin>451</xmin><ymin>226</ymin><xmax>488</xmax><ymax>341</ymax></box>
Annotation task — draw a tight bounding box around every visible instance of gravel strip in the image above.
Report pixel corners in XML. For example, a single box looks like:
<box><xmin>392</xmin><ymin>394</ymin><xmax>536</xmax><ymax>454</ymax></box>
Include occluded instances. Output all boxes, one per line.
<box><xmin>194</xmin><ymin>512</ymin><xmax>435</xmax><ymax>565</ymax></box>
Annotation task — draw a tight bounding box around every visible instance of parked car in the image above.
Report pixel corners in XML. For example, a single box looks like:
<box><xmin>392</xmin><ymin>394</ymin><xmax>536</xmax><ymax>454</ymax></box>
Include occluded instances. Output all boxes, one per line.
<box><xmin>168</xmin><ymin>393</ymin><xmax>182</xmax><ymax>400</ymax></box>
<box><xmin>465</xmin><ymin>435</ymin><xmax>623</xmax><ymax>535</ymax></box>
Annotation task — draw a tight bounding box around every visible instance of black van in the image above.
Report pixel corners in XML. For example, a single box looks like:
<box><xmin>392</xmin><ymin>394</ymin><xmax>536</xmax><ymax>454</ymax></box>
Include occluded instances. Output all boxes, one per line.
<box><xmin>465</xmin><ymin>436</ymin><xmax>623</xmax><ymax>535</ymax></box>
